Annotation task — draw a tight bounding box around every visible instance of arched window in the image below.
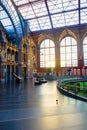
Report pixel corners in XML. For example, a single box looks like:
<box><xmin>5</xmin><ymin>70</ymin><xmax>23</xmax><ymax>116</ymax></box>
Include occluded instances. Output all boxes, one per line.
<box><xmin>40</xmin><ymin>39</ymin><xmax>55</xmax><ymax>68</ymax></box>
<box><xmin>60</xmin><ymin>36</ymin><xmax>78</xmax><ymax>67</ymax></box>
<box><xmin>83</xmin><ymin>36</ymin><xmax>87</xmax><ymax>66</ymax></box>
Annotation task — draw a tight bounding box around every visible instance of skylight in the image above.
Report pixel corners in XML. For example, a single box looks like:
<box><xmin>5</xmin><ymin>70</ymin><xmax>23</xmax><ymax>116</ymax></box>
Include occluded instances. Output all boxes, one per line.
<box><xmin>1</xmin><ymin>0</ymin><xmax>87</xmax><ymax>33</ymax></box>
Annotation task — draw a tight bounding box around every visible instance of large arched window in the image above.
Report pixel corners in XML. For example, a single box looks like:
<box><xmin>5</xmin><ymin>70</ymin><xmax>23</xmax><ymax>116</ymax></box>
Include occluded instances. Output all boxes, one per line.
<box><xmin>40</xmin><ymin>39</ymin><xmax>55</xmax><ymax>68</ymax></box>
<box><xmin>60</xmin><ymin>36</ymin><xmax>78</xmax><ymax>67</ymax></box>
<box><xmin>83</xmin><ymin>36</ymin><xmax>87</xmax><ymax>66</ymax></box>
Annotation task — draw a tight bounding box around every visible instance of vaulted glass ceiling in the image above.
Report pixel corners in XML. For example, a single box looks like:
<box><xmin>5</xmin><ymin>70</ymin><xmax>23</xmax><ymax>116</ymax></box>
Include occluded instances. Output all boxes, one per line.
<box><xmin>0</xmin><ymin>0</ymin><xmax>23</xmax><ymax>41</ymax></box>
<box><xmin>13</xmin><ymin>0</ymin><xmax>87</xmax><ymax>32</ymax></box>
<box><xmin>0</xmin><ymin>5</ymin><xmax>15</xmax><ymax>37</ymax></box>
<box><xmin>0</xmin><ymin>0</ymin><xmax>87</xmax><ymax>38</ymax></box>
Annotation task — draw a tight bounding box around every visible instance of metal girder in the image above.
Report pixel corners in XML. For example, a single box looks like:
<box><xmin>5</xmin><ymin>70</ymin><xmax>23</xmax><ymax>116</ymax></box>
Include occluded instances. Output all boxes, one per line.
<box><xmin>17</xmin><ymin>0</ymin><xmax>41</xmax><ymax>8</ymax></box>
<box><xmin>11</xmin><ymin>0</ymin><xmax>24</xmax><ymax>37</ymax></box>
<box><xmin>0</xmin><ymin>1</ymin><xmax>18</xmax><ymax>41</ymax></box>
<box><xmin>44</xmin><ymin>0</ymin><xmax>53</xmax><ymax>29</ymax></box>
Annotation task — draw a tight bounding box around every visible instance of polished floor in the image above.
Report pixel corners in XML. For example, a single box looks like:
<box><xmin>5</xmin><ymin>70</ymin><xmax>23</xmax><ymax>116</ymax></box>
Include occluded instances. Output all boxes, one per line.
<box><xmin>0</xmin><ymin>79</ymin><xmax>87</xmax><ymax>130</ymax></box>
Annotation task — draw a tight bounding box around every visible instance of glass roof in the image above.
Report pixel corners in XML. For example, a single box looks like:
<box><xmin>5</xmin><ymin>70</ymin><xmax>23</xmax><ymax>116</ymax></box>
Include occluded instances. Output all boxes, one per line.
<box><xmin>13</xmin><ymin>0</ymin><xmax>87</xmax><ymax>32</ymax></box>
<box><xmin>1</xmin><ymin>0</ymin><xmax>87</xmax><ymax>35</ymax></box>
<box><xmin>0</xmin><ymin>0</ymin><xmax>23</xmax><ymax>40</ymax></box>
<box><xmin>0</xmin><ymin>5</ymin><xmax>15</xmax><ymax>36</ymax></box>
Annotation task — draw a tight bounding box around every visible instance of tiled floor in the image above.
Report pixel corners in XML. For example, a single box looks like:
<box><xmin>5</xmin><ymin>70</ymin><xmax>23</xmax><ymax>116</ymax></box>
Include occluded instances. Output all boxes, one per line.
<box><xmin>0</xmin><ymin>79</ymin><xmax>87</xmax><ymax>130</ymax></box>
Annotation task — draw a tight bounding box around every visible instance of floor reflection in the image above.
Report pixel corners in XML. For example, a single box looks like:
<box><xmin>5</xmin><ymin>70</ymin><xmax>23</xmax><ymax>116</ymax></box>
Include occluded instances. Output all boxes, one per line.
<box><xmin>0</xmin><ymin>79</ymin><xmax>85</xmax><ymax>111</ymax></box>
<box><xmin>0</xmin><ymin>80</ymin><xmax>87</xmax><ymax>130</ymax></box>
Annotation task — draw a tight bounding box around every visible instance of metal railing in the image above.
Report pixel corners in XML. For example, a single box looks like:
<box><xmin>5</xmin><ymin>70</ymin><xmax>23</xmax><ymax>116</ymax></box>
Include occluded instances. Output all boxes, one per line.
<box><xmin>57</xmin><ymin>76</ymin><xmax>87</xmax><ymax>98</ymax></box>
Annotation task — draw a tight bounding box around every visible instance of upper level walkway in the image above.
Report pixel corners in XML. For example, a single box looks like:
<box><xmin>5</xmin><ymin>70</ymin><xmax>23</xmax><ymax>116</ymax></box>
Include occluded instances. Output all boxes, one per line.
<box><xmin>0</xmin><ymin>79</ymin><xmax>87</xmax><ymax>130</ymax></box>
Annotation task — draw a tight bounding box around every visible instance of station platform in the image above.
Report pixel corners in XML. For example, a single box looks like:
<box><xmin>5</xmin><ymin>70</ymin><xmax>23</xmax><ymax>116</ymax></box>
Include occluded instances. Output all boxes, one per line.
<box><xmin>0</xmin><ymin>79</ymin><xmax>87</xmax><ymax>130</ymax></box>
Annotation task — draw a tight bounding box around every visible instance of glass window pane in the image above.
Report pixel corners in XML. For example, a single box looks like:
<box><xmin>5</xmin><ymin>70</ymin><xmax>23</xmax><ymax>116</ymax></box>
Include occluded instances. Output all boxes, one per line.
<box><xmin>66</xmin><ymin>37</ymin><xmax>71</xmax><ymax>45</ymax></box>
<box><xmin>29</xmin><ymin>19</ymin><xmax>40</xmax><ymax>31</ymax></box>
<box><xmin>66</xmin><ymin>46</ymin><xmax>71</xmax><ymax>53</ymax></box>
<box><xmin>60</xmin><ymin>36</ymin><xmax>78</xmax><ymax>67</ymax></box>
<box><xmin>1</xmin><ymin>18</ymin><xmax>12</xmax><ymax>26</ymax></box>
<box><xmin>84</xmin><ymin>60</ymin><xmax>87</xmax><ymax>66</ymax></box>
<box><xmin>44</xmin><ymin>48</ymin><xmax>49</xmax><ymax>54</ymax></box>
<box><xmin>72</xmin><ymin>38</ymin><xmax>77</xmax><ymax>45</ymax></box>
<box><xmin>72</xmin><ymin>60</ymin><xmax>77</xmax><ymax>66</ymax></box>
<box><xmin>32</xmin><ymin>1</ymin><xmax>48</xmax><ymax>17</ymax></box>
<box><xmin>40</xmin><ymin>42</ymin><xmax>45</xmax><ymax>48</ymax></box>
<box><xmin>40</xmin><ymin>49</ymin><xmax>44</xmax><ymax>54</ymax></box>
<box><xmin>44</xmin><ymin>40</ymin><xmax>49</xmax><ymax>47</ymax></box>
<box><xmin>50</xmin><ymin>55</ymin><xmax>55</xmax><ymax>60</ymax></box>
<box><xmin>61</xmin><ymin>54</ymin><xmax>65</xmax><ymax>60</ymax></box>
<box><xmin>50</xmin><ymin>41</ymin><xmax>55</xmax><ymax>47</ymax></box>
<box><xmin>45</xmin><ymin>55</ymin><xmax>49</xmax><ymax>61</ymax></box>
<box><xmin>13</xmin><ymin>0</ymin><xmax>29</xmax><ymax>6</ymax></box>
<box><xmin>84</xmin><ymin>54</ymin><xmax>87</xmax><ymax>59</ymax></box>
<box><xmin>65</xmin><ymin>11</ymin><xmax>78</xmax><ymax>26</ymax></box>
<box><xmin>66</xmin><ymin>60</ymin><xmax>71</xmax><ymax>66</ymax></box>
<box><xmin>40</xmin><ymin>55</ymin><xmax>44</xmax><ymax>61</ymax></box>
<box><xmin>60</xmin><ymin>39</ymin><xmax>65</xmax><ymax>46</ymax></box>
<box><xmin>40</xmin><ymin>39</ymin><xmax>55</xmax><ymax>68</ymax></box>
<box><xmin>83</xmin><ymin>37</ymin><xmax>87</xmax><ymax>44</ymax></box>
<box><xmin>72</xmin><ymin>53</ymin><xmax>77</xmax><ymax>59</ymax></box>
<box><xmin>40</xmin><ymin>62</ymin><xmax>44</xmax><ymax>68</ymax></box>
<box><xmin>81</xmin><ymin>9</ymin><xmax>87</xmax><ymax>24</ymax></box>
<box><xmin>61</xmin><ymin>61</ymin><xmax>65</xmax><ymax>67</ymax></box>
<box><xmin>66</xmin><ymin>53</ymin><xmax>71</xmax><ymax>60</ymax></box>
<box><xmin>72</xmin><ymin>46</ymin><xmax>77</xmax><ymax>52</ymax></box>
<box><xmin>83</xmin><ymin>36</ymin><xmax>87</xmax><ymax>66</ymax></box>
<box><xmin>50</xmin><ymin>48</ymin><xmax>55</xmax><ymax>54</ymax></box>
<box><xmin>80</xmin><ymin>0</ymin><xmax>87</xmax><ymax>8</ymax></box>
<box><xmin>38</xmin><ymin>16</ymin><xmax>51</xmax><ymax>30</ymax></box>
<box><xmin>50</xmin><ymin>61</ymin><xmax>55</xmax><ymax>67</ymax></box>
<box><xmin>83</xmin><ymin>46</ymin><xmax>87</xmax><ymax>52</ymax></box>
<box><xmin>60</xmin><ymin>47</ymin><xmax>65</xmax><ymax>53</ymax></box>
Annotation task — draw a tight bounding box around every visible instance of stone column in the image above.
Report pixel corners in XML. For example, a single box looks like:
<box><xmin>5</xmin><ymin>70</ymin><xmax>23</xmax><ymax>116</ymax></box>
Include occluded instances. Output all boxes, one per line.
<box><xmin>25</xmin><ymin>43</ymin><xmax>29</xmax><ymax>78</ymax></box>
<box><xmin>18</xmin><ymin>38</ymin><xmax>22</xmax><ymax>77</ymax></box>
<box><xmin>0</xmin><ymin>55</ymin><xmax>2</xmax><ymax>81</ymax></box>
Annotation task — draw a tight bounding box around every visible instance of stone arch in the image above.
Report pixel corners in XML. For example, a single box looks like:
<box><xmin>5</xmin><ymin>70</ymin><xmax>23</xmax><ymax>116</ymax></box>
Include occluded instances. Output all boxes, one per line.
<box><xmin>38</xmin><ymin>33</ymin><xmax>55</xmax><ymax>45</ymax></box>
<box><xmin>82</xmin><ymin>32</ymin><xmax>87</xmax><ymax>42</ymax></box>
<box><xmin>59</xmin><ymin>29</ymin><xmax>77</xmax><ymax>43</ymax></box>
